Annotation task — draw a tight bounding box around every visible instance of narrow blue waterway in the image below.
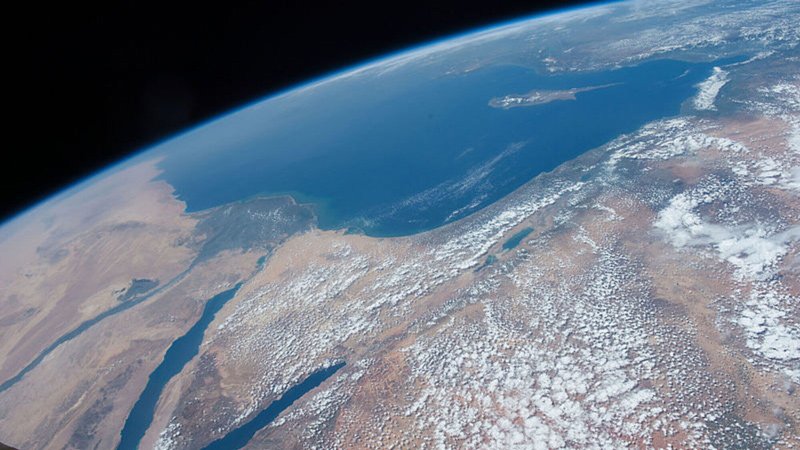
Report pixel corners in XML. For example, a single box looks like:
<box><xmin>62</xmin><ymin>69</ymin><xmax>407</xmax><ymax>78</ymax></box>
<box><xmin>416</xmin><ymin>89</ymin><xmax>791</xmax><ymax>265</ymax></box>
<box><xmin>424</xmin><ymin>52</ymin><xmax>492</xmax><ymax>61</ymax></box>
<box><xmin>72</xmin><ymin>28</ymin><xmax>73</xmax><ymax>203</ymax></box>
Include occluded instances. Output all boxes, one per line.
<box><xmin>117</xmin><ymin>284</ymin><xmax>242</xmax><ymax>450</ymax></box>
<box><xmin>201</xmin><ymin>362</ymin><xmax>346</xmax><ymax>450</ymax></box>
<box><xmin>0</xmin><ymin>266</ymin><xmax>194</xmax><ymax>394</ymax></box>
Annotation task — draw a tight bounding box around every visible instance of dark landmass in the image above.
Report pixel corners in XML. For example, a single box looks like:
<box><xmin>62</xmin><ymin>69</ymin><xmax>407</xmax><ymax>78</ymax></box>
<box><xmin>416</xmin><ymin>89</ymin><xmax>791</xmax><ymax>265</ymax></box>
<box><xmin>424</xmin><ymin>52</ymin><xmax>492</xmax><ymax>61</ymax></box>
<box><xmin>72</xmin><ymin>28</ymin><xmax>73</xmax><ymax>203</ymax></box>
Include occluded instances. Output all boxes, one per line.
<box><xmin>194</xmin><ymin>196</ymin><xmax>316</xmax><ymax>262</ymax></box>
<box><xmin>489</xmin><ymin>83</ymin><xmax>622</xmax><ymax>109</ymax></box>
<box><xmin>68</xmin><ymin>365</ymin><xmax>138</xmax><ymax>449</ymax></box>
<box><xmin>117</xmin><ymin>279</ymin><xmax>159</xmax><ymax>302</ymax></box>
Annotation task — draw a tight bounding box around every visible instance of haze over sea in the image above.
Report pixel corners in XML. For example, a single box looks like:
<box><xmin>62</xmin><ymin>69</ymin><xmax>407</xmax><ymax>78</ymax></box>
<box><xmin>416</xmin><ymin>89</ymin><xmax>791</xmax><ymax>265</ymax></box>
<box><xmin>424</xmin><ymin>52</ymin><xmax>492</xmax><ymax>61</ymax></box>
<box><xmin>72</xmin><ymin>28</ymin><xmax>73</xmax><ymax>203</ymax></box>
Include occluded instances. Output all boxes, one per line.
<box><xmin>154</xmin><ymin>58</ymin><xmax>736</xmax><ymax>237</ymax></box>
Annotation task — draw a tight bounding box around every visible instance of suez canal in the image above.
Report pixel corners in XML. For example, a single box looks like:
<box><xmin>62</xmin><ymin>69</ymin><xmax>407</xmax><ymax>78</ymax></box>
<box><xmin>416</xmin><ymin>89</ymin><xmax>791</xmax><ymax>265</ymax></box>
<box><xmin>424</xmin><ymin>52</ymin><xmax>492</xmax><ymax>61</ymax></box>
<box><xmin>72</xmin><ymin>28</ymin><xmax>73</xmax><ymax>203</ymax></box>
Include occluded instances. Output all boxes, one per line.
<box><xmin>1</xmin><ymin>54</ymin><xmax>751</xmax><ymax>447</ymax></box>
<box><xmin>0</xmin><ymin>244</ymin><xmax>343</xmax><ymax>449</ymax></box>
<box><xmin>0</xmin><ymin>190</ymin><xmax>337</xmax><ymax>449</ymax></box>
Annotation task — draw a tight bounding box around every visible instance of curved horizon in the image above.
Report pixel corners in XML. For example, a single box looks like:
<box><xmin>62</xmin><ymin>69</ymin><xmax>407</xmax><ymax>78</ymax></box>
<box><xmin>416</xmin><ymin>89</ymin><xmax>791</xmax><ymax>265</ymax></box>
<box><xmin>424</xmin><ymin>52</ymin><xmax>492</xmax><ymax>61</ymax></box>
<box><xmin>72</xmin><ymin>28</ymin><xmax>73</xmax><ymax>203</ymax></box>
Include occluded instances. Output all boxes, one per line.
<box><xmin>0</xmin><ymin>0</ymin><xmax>620</xmax><ymax>228</ymax></box>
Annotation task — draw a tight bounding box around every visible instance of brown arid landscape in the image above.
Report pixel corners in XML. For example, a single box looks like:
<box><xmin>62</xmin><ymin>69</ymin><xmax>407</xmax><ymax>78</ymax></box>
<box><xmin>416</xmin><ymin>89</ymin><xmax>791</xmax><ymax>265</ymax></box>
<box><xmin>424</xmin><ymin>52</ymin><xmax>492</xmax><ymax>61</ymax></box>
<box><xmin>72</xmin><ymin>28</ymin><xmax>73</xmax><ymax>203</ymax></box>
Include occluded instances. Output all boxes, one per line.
<box><xmin>1</xmin><ymin>1</ymin><xmax>799</xmax><ymax>449</ymax></box>
<box><xmin>3</xmin><ymin>100</ymin><xmax>799</xmax><ymax>449</ymax></box>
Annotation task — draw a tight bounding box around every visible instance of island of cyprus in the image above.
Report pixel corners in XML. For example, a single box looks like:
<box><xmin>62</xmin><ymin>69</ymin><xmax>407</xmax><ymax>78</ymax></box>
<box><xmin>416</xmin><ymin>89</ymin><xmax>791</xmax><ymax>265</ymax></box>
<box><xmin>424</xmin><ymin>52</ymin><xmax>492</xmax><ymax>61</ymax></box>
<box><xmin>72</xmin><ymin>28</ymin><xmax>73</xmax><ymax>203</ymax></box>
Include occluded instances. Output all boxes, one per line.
<box><xmin>1</xmin><ymin>0</ymin><xmax>799</xmax><ymax>449</ymax></box>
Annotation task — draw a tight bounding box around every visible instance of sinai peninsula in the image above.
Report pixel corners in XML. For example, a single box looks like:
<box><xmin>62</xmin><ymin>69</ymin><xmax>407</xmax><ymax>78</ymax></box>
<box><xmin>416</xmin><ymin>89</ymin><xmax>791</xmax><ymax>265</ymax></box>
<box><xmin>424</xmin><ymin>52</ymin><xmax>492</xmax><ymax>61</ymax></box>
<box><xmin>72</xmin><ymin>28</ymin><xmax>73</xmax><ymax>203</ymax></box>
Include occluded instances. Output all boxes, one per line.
<box><xmin>1</xmin><ymin>0</ymin><xmax>799</xmax><ymax>449</ymax></box>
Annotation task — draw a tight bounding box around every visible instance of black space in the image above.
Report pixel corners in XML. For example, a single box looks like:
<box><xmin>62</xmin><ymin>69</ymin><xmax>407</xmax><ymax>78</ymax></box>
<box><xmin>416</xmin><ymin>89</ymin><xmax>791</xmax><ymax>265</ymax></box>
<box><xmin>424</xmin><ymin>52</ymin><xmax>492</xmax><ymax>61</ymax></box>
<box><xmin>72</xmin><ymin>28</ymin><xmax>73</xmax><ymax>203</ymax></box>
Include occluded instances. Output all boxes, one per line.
<box><xmin>6</xmin><ymin>0</ymin><xmax>594</xmax><ymax>223</ymax></box>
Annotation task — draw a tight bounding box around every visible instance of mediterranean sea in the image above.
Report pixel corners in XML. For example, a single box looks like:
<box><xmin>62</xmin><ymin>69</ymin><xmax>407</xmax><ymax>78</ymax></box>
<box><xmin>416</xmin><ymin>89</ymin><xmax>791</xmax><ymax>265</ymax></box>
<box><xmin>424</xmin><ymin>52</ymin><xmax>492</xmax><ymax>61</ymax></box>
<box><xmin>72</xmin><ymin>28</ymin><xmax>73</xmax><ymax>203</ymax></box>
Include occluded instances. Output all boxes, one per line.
<box><xmin>154</xmin><ymin>58</ymin><xmax>739</xmax><ymax>236</ymax></box>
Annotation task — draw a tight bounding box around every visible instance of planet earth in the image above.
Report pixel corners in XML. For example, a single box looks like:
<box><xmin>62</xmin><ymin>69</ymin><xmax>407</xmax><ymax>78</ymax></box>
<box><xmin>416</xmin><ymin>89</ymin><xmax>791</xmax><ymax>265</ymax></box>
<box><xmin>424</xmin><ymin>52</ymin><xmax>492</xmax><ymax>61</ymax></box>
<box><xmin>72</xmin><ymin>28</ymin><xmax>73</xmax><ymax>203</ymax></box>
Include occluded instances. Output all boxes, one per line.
<box><xmin>1</xmin><ymin>0</ymin><xmax>799</xmax><ymax>448</ymax></box>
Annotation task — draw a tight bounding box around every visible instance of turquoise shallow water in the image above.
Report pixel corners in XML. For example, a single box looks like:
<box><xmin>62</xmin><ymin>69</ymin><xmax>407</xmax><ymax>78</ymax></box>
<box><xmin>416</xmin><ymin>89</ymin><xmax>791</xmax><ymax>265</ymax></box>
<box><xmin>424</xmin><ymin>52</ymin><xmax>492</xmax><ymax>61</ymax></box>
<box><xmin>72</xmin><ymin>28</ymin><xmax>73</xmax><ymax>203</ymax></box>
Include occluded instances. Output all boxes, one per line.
<box><xmin>154</xmin><ymin>58</ymin><xmax>734</xmax><ymax>236</ymax></box>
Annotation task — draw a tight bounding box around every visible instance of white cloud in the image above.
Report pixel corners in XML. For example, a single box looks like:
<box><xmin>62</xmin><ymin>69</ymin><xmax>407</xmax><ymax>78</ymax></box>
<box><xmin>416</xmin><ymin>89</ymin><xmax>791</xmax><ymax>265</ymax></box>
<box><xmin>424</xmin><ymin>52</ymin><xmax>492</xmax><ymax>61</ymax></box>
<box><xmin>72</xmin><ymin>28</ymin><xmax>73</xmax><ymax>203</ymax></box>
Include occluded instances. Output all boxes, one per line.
<box><xmin>738</xmin><ymin>287</ymin><xmax>800</xmax><ymax>381</ymax></box>
<box><xmin>655</xmin><ymin>190</ymin><xmax>800</xmax><ymax>280</ymax></box>
<box><xmin>693</xmin><ymin>67</ymin><xmax>730</xmax><ymax>111</ymax></box>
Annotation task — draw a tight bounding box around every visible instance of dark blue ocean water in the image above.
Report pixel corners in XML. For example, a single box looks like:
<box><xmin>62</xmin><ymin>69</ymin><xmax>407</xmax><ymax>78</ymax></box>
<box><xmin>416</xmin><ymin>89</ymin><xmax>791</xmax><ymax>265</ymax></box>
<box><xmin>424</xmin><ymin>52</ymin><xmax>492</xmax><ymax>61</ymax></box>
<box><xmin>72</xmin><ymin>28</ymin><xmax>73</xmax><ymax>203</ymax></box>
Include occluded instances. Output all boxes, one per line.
<box><xmin>117</xmin><ymin>284</ymin><xmax>242</xmax><ymax>450</ymax></box>
<box><xmin>155</xmin><ymin>59</ymin><xmax>728</xmax><ymax>236</ymax></box>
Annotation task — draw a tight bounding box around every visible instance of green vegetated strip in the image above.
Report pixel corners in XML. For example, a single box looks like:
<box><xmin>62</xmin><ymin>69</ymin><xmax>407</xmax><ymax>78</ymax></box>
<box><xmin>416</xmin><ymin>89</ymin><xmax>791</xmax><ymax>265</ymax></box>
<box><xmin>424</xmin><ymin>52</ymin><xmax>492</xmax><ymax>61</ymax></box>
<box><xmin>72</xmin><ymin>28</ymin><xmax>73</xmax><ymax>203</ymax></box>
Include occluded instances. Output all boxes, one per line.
<box><xmin>0</xmin><ymin>267</ymin><xmax>192</xmax><ymax>394</ymax></box>
<box><xmin>0</xmin><ymin>197</ymin><xmax>315</xmax><ymax>395</ymax></box>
